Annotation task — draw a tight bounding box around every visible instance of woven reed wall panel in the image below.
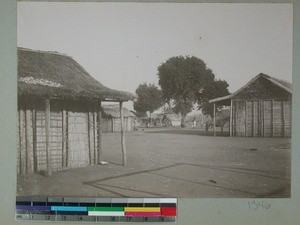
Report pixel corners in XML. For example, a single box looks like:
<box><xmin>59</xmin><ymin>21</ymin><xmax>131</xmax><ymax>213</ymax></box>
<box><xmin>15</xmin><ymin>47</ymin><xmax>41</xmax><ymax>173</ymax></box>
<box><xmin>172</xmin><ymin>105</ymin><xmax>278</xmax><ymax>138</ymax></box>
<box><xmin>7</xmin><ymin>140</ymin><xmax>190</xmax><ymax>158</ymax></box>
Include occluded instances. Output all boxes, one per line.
<box><xmin>284</xmin><ymin>101</ymin><xmax>292</xmax><ymax>137</ymax></box>
<box><xmin>263</xmin><ymin>100</ymin><xmax>272</xmax><ymax>137</ymax></box>
<box><xmin>253</xmin><ymin>101</ymin><xmax>259</xmax><ymax>137</ymax></box>
<box><xmin>127</xmin><ymin>117</ymin><xmax>134</xmax><ymax>131</ymax></box>
<box><xmin>49</xmin><ymin>111</ymin><xmax>63</xmax><ymax>169</ymax></box>
<box><xmin>67</xmin><ymin>112</ymin><xmax>89</xmax><ymax>168</ymax></box>
<box><xmin>273</xmin><ymin>100</ymin><xmax>284</xmax><ymax>137</ymax></box>
<box><xmin>101</xmin><ymin>117</ymin><xmax>112</xmax><ymax>133</ymax></box>
<box><xmin>112</xmin><ymin>118</ymin><xmax>131</xmax><ymax>132</ymax></box>
<box><xmin>235</xmin><ymin>101</ymin><xmax>246</xmax><ymax>137</ymax></box>
<box><xmin>246</xmin><ymin>101</ymin><xmax>253</xmax><ymax>137</ymax></box>
<box><xmin>35</xmin><ymin>110</ymin><xmax>63</xmax><ymax>171</ymax></box>
<box><xmin>18</xmin><ymin>109</ymin><xmax>35</xmax><ymax>174</ymax></box>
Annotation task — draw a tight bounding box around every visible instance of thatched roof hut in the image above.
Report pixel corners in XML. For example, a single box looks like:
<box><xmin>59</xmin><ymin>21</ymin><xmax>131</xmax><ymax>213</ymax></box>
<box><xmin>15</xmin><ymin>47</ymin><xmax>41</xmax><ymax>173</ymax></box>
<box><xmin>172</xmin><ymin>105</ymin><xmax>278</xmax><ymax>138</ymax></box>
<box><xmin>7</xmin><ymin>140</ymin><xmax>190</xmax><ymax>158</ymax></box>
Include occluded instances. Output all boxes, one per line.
<box><xmin>209</xmin><ymin>73</ymin><xmax>292</xmax><ymax>138</ymax></box>
<box><xmin>101</xmin><ymin>105</ymin><xmax>136</xmax><ymax>132</ymax></box>
<box><xmin>162</xmin><ymin>113</ymin><xmax>181</xmax><ymax>127</ymax></box>
<box><xmin>102</xmin><ymin>105</ymin><xmax>136</xmax><ymax>118</ymax></box>
<box><xmin>17</xmin><ymin>48</ymin><xmax>133</xmax><ymax>175</ymax></box>
<box><xmin>18</xmin><ymin>48</ymin><xmax>134</xmax><ymax>101</ymax></box>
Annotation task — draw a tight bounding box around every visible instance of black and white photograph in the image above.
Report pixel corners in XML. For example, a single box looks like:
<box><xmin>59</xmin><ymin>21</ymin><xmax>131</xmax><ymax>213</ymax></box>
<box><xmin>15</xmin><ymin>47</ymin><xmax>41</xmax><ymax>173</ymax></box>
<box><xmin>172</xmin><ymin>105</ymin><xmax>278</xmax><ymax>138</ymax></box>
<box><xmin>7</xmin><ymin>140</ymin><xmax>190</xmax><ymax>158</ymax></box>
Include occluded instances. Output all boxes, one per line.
<box><xmin>17</xmin><ymin>2</ymin><xmax>292</xmax><ymax>198</ymax></box>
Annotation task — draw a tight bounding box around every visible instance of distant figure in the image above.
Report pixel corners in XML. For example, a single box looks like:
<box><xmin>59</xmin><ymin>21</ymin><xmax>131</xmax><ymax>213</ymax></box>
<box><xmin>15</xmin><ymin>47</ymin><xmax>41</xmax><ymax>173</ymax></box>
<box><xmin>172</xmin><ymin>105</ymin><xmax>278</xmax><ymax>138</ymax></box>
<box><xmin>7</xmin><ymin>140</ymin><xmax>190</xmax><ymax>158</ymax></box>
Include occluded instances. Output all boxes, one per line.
<box><xmin>193</xmin><ymin>117</ymin><xmax>197</xmax><ymax>128</ymax></box>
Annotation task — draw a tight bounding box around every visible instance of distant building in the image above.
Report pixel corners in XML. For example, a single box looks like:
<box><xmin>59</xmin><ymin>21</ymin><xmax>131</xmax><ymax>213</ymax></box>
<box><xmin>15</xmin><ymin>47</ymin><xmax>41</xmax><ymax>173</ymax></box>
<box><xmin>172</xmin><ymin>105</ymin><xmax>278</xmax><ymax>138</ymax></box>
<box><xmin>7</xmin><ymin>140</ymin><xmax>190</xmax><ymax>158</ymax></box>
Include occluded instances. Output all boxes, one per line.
<box><xmin>162</xmin><ymin>113</ymin><xmax>181</xmax><ymax>127</ymax></box>
<box><xmin>102</xmin><ymin>105</ymin><xmax>137</xmax><ymax>132</ymax></box>
<box><xmin>209</xmin><ymin>73</ymin><xmax>292</xmax><ymax>138</ymax></box>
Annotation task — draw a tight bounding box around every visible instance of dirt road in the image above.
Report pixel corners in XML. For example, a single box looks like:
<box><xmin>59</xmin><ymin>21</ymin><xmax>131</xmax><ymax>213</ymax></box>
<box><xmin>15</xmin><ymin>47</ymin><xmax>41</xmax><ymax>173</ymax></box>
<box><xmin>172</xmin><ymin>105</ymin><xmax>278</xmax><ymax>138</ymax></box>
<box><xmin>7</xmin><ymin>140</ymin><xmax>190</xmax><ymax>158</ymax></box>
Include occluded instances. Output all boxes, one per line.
<box><xmin>18</xmin><ymin>128</ymin><xmax>291</xmax><ymax>198</ymax></box>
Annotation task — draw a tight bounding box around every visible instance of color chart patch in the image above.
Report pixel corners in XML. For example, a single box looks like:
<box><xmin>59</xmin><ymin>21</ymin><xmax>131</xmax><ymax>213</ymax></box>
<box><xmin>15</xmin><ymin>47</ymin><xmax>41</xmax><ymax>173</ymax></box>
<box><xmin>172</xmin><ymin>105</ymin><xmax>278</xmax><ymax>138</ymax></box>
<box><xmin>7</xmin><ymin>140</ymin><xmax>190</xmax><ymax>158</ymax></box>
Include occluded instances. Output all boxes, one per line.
<box><xmin>15</xmin><ymin>197</ymin><xmax>177</xmax><ymax>222</ymax></box>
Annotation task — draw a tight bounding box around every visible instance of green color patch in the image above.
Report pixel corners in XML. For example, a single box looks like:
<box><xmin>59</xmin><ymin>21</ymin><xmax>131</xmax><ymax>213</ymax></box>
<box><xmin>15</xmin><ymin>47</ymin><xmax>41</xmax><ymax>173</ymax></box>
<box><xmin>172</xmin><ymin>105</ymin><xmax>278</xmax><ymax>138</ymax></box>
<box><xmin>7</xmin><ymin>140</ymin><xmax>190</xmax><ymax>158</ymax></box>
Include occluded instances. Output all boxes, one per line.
<box><xmin>88</xmin><ymin>207</ymin><xmax>124</xmax><ymax>212</ymax></box>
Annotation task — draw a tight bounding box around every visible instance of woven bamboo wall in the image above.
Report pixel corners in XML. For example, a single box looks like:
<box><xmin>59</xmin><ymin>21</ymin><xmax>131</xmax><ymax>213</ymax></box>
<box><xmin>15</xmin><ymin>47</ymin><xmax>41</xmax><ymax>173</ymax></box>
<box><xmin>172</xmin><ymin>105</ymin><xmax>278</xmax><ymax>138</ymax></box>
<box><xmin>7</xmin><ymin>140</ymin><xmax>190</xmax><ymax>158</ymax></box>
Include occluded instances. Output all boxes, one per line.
<box><xmin>67</xmin><ymin>112</ymin><xmax>90</xmax><ymax>168</ymax></box>
<box><xmin>284</xmin><ymin>101</ymin><xmax>292</xmax><ymax>137</ymax></box>
<box><xmin>232</xmin><ymin>99</ymin><xmax>291</xmax><ymax>138</ymax></box>
<box><xmin>263</xmin><ymin>100</ymin><xmax>272</xmax><ymax>137</ymax></box>
<box><xmin>17</xmin><ymin>100</ymin><xmax>100</xmax><ymax>175</ymax></box>
<box><xmin>35</xmin><ymin>110</ymin><xmax>63</xmax><ymax>171</ymax></box>
<box><xmin>101</xmin><ymin>117</ymin><xmax>113</xmax><ymax>133</ymax></box>
<box><xmin>113</xmin><ymin>118</ymin><xmax>133</xmax><ymax>132</ymax></box>
<box><xmin>102</xmin><ymin>117</ymin><xmax>134</xmax><ymax>132</ymax></box>
<box><xmin>234</xmin><ymin>101</ymin><xmax>246</xmax><ymax>137</ymax></box>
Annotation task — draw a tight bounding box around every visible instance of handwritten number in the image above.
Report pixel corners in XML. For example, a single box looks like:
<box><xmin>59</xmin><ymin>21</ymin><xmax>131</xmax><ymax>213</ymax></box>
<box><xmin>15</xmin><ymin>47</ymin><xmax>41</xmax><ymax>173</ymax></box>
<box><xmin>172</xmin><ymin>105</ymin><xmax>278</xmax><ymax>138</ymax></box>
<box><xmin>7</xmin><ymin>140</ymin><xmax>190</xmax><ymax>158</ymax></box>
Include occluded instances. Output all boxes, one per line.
<box><xmin>248</xmin><ymin>201</ymin><xmax>271</xmax><ymax>210</ymax></box>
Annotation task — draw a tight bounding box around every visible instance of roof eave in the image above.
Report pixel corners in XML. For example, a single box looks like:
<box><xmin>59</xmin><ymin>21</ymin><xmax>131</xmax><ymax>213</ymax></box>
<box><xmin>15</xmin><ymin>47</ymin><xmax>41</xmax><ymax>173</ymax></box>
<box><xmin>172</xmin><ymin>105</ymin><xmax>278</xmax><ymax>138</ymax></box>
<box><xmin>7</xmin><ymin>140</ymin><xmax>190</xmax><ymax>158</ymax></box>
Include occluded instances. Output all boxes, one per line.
<box><xmin>266</xmin><ymin>77</ymin><xmax>292</xmax><ymax>94</ymax></box>
<box><xmin>209</xmin><ymin>94</ymin><xmax>233</xmax><ymax>103</ymax></box>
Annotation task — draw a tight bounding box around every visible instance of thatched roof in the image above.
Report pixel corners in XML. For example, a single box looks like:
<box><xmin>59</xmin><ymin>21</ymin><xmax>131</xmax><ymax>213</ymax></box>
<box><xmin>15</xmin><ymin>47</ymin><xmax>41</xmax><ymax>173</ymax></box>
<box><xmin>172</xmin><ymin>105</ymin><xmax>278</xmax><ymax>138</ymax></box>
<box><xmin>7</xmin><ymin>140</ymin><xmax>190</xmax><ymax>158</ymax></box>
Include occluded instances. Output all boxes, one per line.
<box><xmin>18</xmin><ymin>48</ymin><xmax>135</xmax><ymax>102</ymax></box>
<box><xmin>102</xmin><ymin>105</ymin><xmax>136</xmax><ymax>118</ymax></box>
<box><xmin>209</xmin><ymin>73</ymin><xmax>292</xmax><ymax>105</ymax></box>
<box><xmin>163</xmin><ymin>113</ymin><xmax>181</xmax><ymax>121</ymax></box>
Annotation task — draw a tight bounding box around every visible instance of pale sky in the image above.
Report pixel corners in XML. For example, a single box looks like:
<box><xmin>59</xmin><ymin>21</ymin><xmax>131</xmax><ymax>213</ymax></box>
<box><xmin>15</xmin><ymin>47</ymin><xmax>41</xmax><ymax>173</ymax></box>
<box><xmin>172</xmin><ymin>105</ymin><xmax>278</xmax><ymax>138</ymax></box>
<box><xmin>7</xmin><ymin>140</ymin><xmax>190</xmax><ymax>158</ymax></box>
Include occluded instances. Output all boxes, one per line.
<box><xmin>18</xmin><ymin>2</ymin><xmax>293</xmax><ymax>109</ymax></box>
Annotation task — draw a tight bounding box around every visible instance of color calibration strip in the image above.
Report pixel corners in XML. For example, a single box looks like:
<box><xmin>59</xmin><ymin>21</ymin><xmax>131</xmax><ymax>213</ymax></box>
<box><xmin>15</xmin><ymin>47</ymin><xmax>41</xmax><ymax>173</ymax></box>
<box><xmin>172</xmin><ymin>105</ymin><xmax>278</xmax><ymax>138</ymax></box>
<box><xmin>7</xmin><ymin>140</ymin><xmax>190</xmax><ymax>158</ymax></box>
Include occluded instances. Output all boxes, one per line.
<box><xmin>15</xmin><ymin>197</ymin><xmax>177</xmax><ymax>222</ymax></box>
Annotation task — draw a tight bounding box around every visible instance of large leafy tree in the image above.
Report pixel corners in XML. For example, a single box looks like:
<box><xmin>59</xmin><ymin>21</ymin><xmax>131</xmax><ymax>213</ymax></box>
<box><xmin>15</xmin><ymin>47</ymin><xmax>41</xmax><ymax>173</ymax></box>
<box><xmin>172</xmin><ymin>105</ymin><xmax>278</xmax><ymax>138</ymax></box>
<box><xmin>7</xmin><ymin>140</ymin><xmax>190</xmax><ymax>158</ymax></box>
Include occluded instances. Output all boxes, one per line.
<box><xmin>133</xmin><ymin>83</ymin><xmax>163</xmax><ymax>117</ymax></box>
<box><xmin>196</xmin><ymin>79</ymin><xmax>230</xmax><ymax>117</ymax></box>
<box><xmin>157</xmin><ymin>56</ymin><xmax>229</xmax><ymax>126</ymax></box>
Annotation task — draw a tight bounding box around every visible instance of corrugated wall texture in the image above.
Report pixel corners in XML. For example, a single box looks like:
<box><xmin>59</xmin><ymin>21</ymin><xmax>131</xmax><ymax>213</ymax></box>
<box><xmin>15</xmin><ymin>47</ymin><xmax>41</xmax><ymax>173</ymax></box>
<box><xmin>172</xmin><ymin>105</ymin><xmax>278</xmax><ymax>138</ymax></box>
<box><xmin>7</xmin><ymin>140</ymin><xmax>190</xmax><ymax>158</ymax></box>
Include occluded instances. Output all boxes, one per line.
<box><xmin>17</xmin><ymin>100</ymin><xmax>100</xmax><ymax>175</ymax></box>
<box><xmin>232</xmin><ymin>99</ymin><xmax>291</xmax><ymax>138</ymax></box>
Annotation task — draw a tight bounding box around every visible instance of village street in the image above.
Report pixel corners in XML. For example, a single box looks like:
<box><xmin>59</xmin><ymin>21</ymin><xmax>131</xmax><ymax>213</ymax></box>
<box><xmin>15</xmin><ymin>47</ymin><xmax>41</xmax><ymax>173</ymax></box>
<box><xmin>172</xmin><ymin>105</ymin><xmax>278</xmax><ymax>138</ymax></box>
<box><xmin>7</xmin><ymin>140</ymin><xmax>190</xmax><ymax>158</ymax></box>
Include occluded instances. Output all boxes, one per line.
<box><xmin>18</xmin><ymin>128</ymin><xmax>291</xmax><ymax>198</ymax></box>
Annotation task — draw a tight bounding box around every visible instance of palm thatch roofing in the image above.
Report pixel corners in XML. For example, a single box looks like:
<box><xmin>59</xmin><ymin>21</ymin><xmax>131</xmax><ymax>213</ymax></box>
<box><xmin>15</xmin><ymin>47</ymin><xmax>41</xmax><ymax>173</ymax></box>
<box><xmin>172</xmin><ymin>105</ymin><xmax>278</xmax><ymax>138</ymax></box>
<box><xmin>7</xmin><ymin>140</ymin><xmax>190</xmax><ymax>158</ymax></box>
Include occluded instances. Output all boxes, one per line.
<box><xmin>18</xmin><ymin>48</ymin><xmax>135</xmax><ymax>102</ymax></box>
<box><xmin>102</xmin><ymin>105</ymin><xmax>136</xmax><ymax>118</ymax></box>
<box><xmin>209</xmin><ymin>73</ymin><xmax>292</xmax><ymax>105</ymax></box>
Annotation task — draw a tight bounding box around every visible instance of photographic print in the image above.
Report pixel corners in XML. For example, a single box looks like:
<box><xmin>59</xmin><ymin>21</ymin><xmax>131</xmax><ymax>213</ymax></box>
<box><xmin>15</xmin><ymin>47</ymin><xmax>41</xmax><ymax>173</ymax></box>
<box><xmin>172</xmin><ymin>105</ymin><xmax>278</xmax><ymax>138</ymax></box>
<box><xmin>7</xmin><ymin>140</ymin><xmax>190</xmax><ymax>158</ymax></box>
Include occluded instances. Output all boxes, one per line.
<box><xmin>17</xmin><ymin>2</ymin><xmax>292</xmax><ymax>199</ymax></box>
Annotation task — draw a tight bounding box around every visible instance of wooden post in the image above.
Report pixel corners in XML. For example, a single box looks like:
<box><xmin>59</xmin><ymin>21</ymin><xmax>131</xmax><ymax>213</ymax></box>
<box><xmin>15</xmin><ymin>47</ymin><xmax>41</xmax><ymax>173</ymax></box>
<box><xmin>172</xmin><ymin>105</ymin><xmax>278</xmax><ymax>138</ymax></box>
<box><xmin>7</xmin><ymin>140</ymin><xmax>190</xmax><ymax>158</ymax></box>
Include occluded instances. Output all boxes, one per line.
<box><xmin>25</xmin><ymin>109</ymin><xmax>33</xmax><ymax>173</ymax></box>
<box><xmin>245</xmin><ymin>101</ymin><xmax>247</xmax><ymax>137</ymax></box>
<box><xmin>93</xmin><ymin>109</ymin><xmax>98</xmax><ymax>164</ymax></box>
<box><xmin>120</xmin><ymin>102</ymin><xmax>127</xmax><ymax>166</ymax></box>
<box><xmin>62</xmin><ymin>109</ymin><xmax>67</xmax><ymax>167</ymax></box>
<box><xmin>282</xmin><ymin>100</ymin><xmax>286</xmax><ymax>138</ymax></box>
<box><xmin>32</xmin><ymin>109</ymin><xmax>37</xmax><ymax>172</ymax></box>
<box><xmin>213</xmin><ymin>103</ymin><xmax>216</xmax><ymax>137</ymax></box>
<box><xmin>97</xmin><ymin>102</ymin><xmax>103</xmax><ymax>164</ymax></box>
<box><xmin>19</xmin><ymin>109</ymin><xmax>26</xmax><ymax>175</ymax></box>
<box><xmin>258</xmin><ymin>100</ymin><xmax>261</xmax><ymax>137</ymax></box>
<box><xmin>230</xmin><ymin>100</ymin><xmax>233</xmax><ymax>137</ymax></box>
<box><xmin>271</xmin><ymin>100</ymin><xmax>274</xmax><ymax>138</ymax></box>
<box><xmin>234</xmin><ymin>101</ymin><xmax>237</xmax><ymax>137</ymax></box>
<box><xmin>262</xmin><ymin>100</ymin><xmax>265</xmax><ymax>137</ymax></box>
<box><xmin>252</xmin><ymin>100</ymin><xmax>255</xmax><ymax>137</ymax></box>
<box><xmin>88</xmin><ymin>104</ymin><xmax>94</xmax><ymax>165</ymax></box>
<box><xmin>45</xmin><ymin>99</ymin><xmax>52</xmax><ymax>176</ymax></box>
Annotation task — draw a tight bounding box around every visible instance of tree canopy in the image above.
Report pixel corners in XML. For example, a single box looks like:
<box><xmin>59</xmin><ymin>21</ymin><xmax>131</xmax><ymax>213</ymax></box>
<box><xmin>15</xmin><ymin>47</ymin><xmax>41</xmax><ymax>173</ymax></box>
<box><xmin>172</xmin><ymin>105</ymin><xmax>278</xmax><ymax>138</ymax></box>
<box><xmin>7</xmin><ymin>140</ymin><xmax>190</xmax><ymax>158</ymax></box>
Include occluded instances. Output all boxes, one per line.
<box><xmin>196</xmin><ymin>79</ymin><xmax>230</xmax><ymax>117</ymax></box>
<box><xmin>133</xmin><ymin>83</ymin><xmax>163</xmax><ymax>116</ymax></box>
<box><xmin>157</xmin><ymin>55</ymin><xmax>229</xmax><ymax>125</ymax></box>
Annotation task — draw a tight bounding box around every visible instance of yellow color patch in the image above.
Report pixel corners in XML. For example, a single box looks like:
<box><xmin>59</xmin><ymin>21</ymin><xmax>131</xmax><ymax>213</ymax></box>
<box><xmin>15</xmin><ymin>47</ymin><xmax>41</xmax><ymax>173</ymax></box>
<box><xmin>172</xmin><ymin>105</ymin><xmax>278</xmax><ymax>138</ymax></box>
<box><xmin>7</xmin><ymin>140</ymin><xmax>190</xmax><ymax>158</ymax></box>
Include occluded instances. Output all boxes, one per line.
<box><xmin>124</xmin><ymin>207</ymin><xmax>161</xmax><ymax>212</ymax></box>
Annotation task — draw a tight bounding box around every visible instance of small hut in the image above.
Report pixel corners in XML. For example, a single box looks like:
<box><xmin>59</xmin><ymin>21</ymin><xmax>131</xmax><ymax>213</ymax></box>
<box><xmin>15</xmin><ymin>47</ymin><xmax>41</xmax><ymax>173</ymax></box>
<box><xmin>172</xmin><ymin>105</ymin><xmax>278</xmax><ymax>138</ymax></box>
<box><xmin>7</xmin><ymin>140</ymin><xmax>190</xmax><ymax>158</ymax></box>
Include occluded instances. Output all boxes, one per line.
<box><xmin>101</xmin><ymin>105</ymin><xmax>137</xmax><ymax>132</ymax></box>
<box><xmin>162</xmin><ymin>113</ymin><xmax>181</xmax><ymax>127</ymax></box>
<box><xmin>17</xmin><ymin>48</ymin><xmax>134</xmax><ymax>175</ymax></box>
<box><xmin>152</xmin><ymin>113</ymin><xmax>164</xmax><ymax>127</ymax></box>
<box><xmin>209</xmin><ymin>73</ymin><xmax>292</xmax><ymax>138</ymax></box>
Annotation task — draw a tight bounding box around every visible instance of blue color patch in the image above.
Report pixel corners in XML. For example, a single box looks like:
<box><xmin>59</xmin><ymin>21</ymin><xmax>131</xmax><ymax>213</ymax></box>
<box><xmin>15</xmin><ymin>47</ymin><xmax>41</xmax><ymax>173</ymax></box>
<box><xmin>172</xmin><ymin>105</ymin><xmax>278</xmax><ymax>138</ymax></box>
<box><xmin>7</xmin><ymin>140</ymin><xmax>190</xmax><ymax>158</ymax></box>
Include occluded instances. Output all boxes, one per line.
<box><xmin>51</xmin><ymin>206</ymin><xmax>87</xmax><ymax>212</ymax></box>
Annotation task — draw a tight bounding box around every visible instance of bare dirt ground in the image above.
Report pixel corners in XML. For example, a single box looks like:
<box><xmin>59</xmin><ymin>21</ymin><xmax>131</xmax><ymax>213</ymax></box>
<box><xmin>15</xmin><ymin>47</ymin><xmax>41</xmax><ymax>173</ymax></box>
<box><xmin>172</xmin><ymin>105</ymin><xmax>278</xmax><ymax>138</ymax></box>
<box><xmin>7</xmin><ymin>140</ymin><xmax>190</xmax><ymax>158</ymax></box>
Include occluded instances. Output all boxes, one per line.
<box><xmin>18</xmin><ymin>128</ymin><xmax>291</xmax><ymax>198</ymax></box>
